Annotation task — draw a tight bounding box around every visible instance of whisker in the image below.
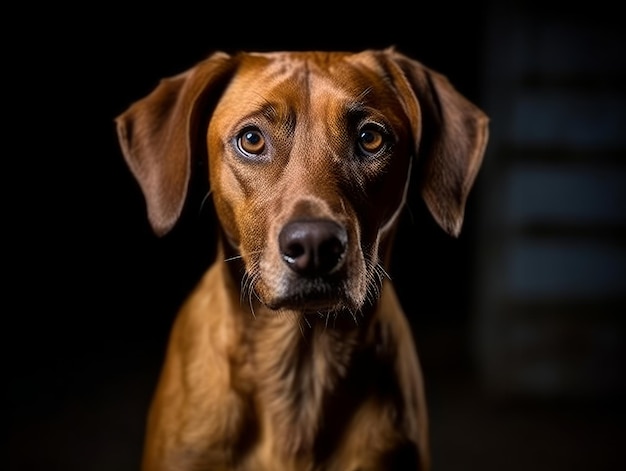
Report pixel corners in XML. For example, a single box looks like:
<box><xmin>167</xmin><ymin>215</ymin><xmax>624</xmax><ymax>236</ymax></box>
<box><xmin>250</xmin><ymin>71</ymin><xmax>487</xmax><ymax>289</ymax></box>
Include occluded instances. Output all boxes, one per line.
<box><xmin>348</xmin><ymin>308</ymin><xmax>359</xmax><ymax>326</ymax></box>
<box><xmin>376</xmin><ymin>263</ymin><xmax>392</xmax><ymax>281</ymax></box>
<box><xmin>297</xmin><ymin>319</ymin><xmax>305</xmax><ymax>337</ymax></box>
<box><xmin>199</xmin><ymin>189</ymin><xmax>213</xmax><ymax>215</ymax></box>
<box><xmin>247</xmin><ymin>271</ymin><xmax>261</xmax><ymax>318</ymax></box>
<box><xmin>239</xmin><ymin>274</ymin><xmax>247</xmax><ymax>305</ymax></box>
<box><xmin>248</xmin><ymin>285</ymin><xmax>257</xmax><ymax>319</ymax></box>
<box><xmin>354</xmin><ymin>86</ymin><xmax>373</xmax><ymax>103</ymax></box>
<box><xmin>239</xmin><ymin>260</ymin><xmax>262</xmax><ymax>319</ymax></box>
<box><xmin>225</xmin><ymin>249</ymin><xmax>263</xmax><ymax>263</ymax></box>
<box><xmin>287</xmin><ymin>311</ymin><xmax>307</xmax><ymax>338</ymax></box>
<box><xmin>363</xmin><ymin>255</ymin><xmax>385</xmax><ymax>299</ymax></box>
<box><xmin>240</xmin><ymin>269</ymin><xmax>252</xmax><ymax>305</ymax></box>
<box><xmin>225</xmin><ymin>254</ymin><xmax>244</xmax><ymax>262</ymax></box>
<box><xmin>252</xmin><ymin>284</ymin><xmax>263</xmax><ymax>304</ymax></box>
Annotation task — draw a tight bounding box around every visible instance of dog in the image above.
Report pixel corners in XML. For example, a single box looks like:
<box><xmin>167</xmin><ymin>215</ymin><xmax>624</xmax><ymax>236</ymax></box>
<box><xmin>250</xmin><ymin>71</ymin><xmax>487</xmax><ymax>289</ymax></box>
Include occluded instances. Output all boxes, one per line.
<box><xmin>116</xmin><ymin>47</ymin><xmax>488</xmax><ymax>471</ymax></box>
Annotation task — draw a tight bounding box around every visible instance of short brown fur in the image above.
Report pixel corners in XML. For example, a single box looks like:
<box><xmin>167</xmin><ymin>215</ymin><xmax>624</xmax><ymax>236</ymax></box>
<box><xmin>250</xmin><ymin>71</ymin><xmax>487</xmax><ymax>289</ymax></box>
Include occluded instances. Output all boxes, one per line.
<box><xmin>116</xmin><ymin>48</ymin><xmax>488</xmax><ymax>471</ymax></box>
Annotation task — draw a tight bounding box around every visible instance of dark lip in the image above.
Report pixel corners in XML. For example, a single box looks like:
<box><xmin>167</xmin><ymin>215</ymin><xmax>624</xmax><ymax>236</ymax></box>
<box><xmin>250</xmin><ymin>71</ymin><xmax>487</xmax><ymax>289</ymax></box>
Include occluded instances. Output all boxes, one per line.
<box><xmin>263</xmin><ymin>279</ymin><xmax>347</xmax><ymax>312</ymax></box>
<box><xmin>265</xmin><ymin>296</ymin><xmax>344</xmax><ymax>312</ymax></box>
<box><xmin>266</xmin><ymin>298</ymin><xmax>344</xmax><ymax>313</ymax></box>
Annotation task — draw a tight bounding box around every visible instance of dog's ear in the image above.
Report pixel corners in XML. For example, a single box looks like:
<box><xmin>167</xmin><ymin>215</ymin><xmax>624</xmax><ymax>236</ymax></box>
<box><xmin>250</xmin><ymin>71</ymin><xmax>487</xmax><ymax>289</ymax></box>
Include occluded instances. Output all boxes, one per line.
<box><xmin>383</xmin><ymin>49</ymin><xmax>489</xmax><ymax>237</ymax></box>
<box><xmin>115</xmin><ymin>52</ymin><xmax>236</xmax><ymax>236</ymax></box>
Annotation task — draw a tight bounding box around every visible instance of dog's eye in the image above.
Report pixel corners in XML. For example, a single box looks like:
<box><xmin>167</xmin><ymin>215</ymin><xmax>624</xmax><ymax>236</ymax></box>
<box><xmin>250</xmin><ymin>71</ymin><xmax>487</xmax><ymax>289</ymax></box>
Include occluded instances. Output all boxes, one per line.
<box><xmin>357</xmin><ymin>125</ymin><xmax>388</xmax><ymax>156</ymax></box>
<box><xmin>237</xmin><ymin>127</ymin><xmax>266</xmax><ymax>156</ymax></box>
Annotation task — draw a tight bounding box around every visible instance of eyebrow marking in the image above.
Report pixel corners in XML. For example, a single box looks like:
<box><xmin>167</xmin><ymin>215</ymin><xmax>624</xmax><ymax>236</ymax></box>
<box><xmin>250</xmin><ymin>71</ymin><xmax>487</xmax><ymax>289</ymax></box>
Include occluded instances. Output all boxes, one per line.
<box><xmin>355</xmin><ymin>86</ymin><xmax>374</xmax><ymax>102</ymax></box>
<box><xmin>242</xmin><ymin>94</ymin><xmax>297</xmax><ymax>136</ymax></box>
<box><xmin>345</xmin><ymin>87</ymin><xmax>374</xmax><ymax>112</ymax></box>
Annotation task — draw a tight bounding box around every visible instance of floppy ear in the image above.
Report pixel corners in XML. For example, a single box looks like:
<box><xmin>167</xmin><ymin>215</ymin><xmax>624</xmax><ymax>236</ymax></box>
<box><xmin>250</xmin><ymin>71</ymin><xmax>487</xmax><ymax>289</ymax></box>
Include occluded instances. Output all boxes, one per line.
<box><xmin>384</xmin><ymin>49</ymin><xmax>489</xmax><ymax>237</ymax></box>
<box><xmin>115</xmin><ymin>51</ymin><xmax>236</xmax><ymax>236</ymax></box>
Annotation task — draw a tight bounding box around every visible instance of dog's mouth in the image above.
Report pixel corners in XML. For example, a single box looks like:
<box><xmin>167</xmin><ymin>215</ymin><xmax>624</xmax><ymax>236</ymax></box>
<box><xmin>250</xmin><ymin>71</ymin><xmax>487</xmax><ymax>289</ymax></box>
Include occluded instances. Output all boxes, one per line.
<box><xmin>260</xmin><ymin>276</ymin><xmax>352</xmax><ymax>313</ymax></box>
<box><xmin>246</xmin><ymin>254</ymin><xmax>376</xmax><ymax>315</ymax></box>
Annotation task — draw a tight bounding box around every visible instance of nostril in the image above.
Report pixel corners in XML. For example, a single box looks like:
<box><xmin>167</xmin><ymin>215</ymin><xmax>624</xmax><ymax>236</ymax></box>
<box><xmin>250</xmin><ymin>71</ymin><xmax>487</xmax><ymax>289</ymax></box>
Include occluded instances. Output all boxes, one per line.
<box><xmin>319</xmin><ymin>237</ymin><xmax>345</xmax><ymax>266</ymax></box>
<box><xmin>282</xmin><ymin>240</ymin><xmax>306</xmax><ymax>264</ymax></box>
<box><xmin>279</xmin><ymin>220</ymin><xmax>347</xmax><ymax>276</ymax></box>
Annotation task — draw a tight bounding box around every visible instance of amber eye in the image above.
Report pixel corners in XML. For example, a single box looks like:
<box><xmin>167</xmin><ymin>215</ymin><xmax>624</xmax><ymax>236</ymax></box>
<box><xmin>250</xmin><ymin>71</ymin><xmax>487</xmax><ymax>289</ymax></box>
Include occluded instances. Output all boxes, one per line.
<box><xmin>357</xmin><ymin>125</ymin><xmax>387</xmax><ymax>156</ymax></box>
<box><xmin>237</xmin><ymin>127</ymin><xmax>266</xmax><ymax>156</ymax></box>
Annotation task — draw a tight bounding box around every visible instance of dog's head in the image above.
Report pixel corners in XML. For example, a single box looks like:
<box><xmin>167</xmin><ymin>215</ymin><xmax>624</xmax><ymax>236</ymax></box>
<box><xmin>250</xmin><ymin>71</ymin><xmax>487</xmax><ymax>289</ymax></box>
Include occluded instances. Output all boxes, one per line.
<box><xmin>116</xmin><ymin>48</ymin><xmax>488</xmax><ymax>314</ymax></box>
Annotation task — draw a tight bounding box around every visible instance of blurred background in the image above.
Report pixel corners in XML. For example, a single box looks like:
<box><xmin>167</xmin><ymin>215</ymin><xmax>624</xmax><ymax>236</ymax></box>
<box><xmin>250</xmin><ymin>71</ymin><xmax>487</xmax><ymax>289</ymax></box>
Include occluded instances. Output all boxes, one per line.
<box><xmin>9</xmin><ymin>1</ymin><xmax>625</xmax><ymax>469</ymax></box>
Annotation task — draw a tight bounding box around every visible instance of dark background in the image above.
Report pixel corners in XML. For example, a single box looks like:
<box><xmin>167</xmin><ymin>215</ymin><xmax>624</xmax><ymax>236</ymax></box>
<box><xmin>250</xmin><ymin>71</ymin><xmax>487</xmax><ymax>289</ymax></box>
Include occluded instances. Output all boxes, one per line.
<box><xmin>9</xmin><ymin>2</ymin><xmax>625</xmax><ymax>470</ymax></box>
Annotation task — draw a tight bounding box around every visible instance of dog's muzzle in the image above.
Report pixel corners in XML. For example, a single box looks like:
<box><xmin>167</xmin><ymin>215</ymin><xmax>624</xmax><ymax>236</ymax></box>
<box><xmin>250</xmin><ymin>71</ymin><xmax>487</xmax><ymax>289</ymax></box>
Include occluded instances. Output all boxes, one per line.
<box><xmin>257</xmin><ymin>218</ymin><xmax>355</xmax><ymax>312</ymax></box>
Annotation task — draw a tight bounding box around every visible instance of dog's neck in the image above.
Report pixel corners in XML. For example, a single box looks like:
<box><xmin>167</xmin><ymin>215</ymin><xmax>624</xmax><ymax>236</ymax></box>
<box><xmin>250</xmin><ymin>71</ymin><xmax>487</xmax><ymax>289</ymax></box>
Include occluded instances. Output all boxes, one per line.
<box><xmin>248</xmin><ymin>307</ymin><xmax>375</xmax><ymax>455</ymax></box>
<box><xmin>217</xmin><ymin>240</ymin><xmax>389</xmax><ymax>457</ymax></box>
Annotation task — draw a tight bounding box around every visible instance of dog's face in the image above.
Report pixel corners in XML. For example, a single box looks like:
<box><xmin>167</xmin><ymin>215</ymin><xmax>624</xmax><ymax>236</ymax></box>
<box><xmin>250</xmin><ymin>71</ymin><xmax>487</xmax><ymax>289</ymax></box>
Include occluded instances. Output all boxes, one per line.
<box><xmin>207</xmin><ymin>52</ymin><xmax>414</xmax><ymax>312</ymax></box>
<box><xmin>116</xmin><ymin>48</ymin><xmax>488</xmax><ymax>315</ymax></box>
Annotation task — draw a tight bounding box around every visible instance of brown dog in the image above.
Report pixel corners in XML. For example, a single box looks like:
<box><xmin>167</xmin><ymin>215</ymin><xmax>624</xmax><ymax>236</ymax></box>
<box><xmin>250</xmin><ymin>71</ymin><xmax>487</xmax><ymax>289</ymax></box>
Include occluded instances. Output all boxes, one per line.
<box><xmin>116</xmin><ymin>48</ymin><xmax>488</xmax><ymax>471</ymax></box>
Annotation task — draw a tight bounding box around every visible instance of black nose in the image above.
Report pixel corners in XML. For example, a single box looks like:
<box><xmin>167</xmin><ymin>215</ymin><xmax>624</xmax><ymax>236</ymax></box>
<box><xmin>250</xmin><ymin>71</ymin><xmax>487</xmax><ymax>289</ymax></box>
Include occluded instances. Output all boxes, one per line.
<box><xmin>278</xmin><ymin>220</ymin><xmax>348</xmax><ymax>276</ymax></box>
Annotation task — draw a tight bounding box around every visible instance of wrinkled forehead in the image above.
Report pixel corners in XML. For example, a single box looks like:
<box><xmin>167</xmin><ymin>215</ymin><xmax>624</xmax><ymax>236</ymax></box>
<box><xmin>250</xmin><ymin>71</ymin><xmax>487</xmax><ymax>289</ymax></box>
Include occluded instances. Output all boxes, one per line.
<box><xmin>213</xmin><ymin>51</ymin><xmax>408</xmax><ymax>125</ymax></box>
